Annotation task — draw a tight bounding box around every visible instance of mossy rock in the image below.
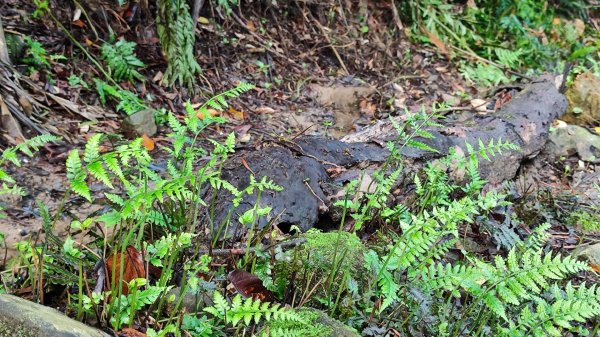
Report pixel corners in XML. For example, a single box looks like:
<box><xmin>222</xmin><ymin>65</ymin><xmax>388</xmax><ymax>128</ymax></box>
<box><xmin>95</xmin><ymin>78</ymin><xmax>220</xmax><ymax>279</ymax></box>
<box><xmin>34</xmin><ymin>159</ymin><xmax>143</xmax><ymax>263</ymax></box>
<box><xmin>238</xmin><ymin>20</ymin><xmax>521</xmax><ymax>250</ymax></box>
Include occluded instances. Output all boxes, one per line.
<box><xmin>0</xmin><ymin>294</ymin><xmax>110</xmax><ymax>337</ymax></box>
<box><xmin>274</xmin><ymin>230</ymin><xmax>367</xmax><ymax>310</ymax></box>
<box><xmin>261</xmin><ymin>308</ymin><xmax>360</xmax><ymax>337</ymax></box>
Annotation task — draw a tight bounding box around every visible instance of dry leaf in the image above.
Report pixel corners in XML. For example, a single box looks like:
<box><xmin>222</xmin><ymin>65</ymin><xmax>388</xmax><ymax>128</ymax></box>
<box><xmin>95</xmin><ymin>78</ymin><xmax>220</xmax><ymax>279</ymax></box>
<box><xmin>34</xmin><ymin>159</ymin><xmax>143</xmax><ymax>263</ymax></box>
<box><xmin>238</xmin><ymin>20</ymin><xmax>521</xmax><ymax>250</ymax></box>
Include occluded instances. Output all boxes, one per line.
<box><xmin>18</xmin><ymin>96</ymin><xmax>33</xmax><ymax>116</ymax></box>
<box><xmin>117</xmin><ymin>328</ymin><xmax>147</xmax><ymax>337</ymax></box>
<box><xmin>152</xmin><ymin>71</ymin><xmax>163</xmax><ymax>83</ymax></box>
<box><xmin>0</xmin><ymin>96</ymin><xmax>25</xmax><ymax>144</ymax></box>
<box><xmin>72</xmin><ymin>20</ymin><xmax>86</xmax><ymax>28</ymax></box>
<box><xmin>255</xmin><ymin>106</ymin><xmax>275</xmax><ymax>114</ymax></box>
<box><xmin>228</xmin><ymin>107</ymin><xmax>244</xmax><ymax>120</ymax></box>
<box><xmin>422</xmin><ymin>28</ymin><xmax>449</xmax><ymax>56</ymax></box>
<box><xmin>85</xmin><ymin>38</ymin><xmax>94</xmax><ymax>46</ymax></box>
<box><xmin>228</xmin><ymin>269</ymin><xmax>274</xmax><ymax>302</ymax></box>
<box><xmin>470</xmin><ymin>99</ymin><xmax>488</xmax><ymax>112</ymax></box>
<box><xmin>359</xmin><ymin>100</ymin><xmax>377</xmax><ymax>116</ymax></box>
<box><xmin>105</xmin><ymin>245</ymin><xmax>146</xmax><ymax>295</ymax></box>
<box><xmin>246</xmin><ymin>21</ymin><xmax>257</xmax><ymax>32</ymax></box>
<box><xmin>590</xmin><ymin>263</ymin><xmax>600</xmax><ymax>273</ymax></box>
<box><xmin>197</xmin><ymin>108</ymin><xmax>220</xmax><ymax>120</ymax></box>
<box><xmin>142</xmin><ymin>134</ymin><xmax>155</xmax><ymax>151</ymax></box>
<box><xmin>73</xmin><ymin>8</ymin><xmax>82</xmax><ymax>21</ymax></box>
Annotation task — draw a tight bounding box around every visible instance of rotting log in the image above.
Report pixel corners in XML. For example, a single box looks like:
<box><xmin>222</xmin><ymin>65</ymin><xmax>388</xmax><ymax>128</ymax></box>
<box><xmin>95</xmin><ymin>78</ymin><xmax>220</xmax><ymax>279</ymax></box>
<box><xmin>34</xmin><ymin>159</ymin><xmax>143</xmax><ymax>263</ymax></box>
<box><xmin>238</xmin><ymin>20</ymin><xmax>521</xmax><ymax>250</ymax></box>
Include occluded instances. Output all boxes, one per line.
<box><xmin>203</xmin><ymin>76</ymin><xmax>567</xmax><ymax>238</ymax></box>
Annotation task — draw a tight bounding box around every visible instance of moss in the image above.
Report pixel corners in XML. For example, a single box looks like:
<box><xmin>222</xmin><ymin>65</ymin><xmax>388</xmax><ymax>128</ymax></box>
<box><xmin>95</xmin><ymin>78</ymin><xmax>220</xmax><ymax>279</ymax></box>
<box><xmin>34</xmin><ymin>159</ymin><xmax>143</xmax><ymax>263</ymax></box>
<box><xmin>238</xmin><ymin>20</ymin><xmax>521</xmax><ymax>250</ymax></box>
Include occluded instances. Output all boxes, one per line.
<box><xmin>274</xmin><ymin>230</ymin><xmax>367</xmax><ymax>311</ymax></box>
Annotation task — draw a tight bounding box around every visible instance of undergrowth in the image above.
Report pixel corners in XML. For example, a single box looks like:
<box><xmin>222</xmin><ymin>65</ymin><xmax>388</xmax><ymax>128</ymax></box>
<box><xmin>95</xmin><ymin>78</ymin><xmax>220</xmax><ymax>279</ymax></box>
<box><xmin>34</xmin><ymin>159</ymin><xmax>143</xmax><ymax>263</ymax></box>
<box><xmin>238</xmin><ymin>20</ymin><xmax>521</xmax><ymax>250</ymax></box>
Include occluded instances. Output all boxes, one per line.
<box><xmin>401</xmin><ymin>0</ymin><xmax>600</xmax><ymax>86</ymax></box>
<box><xmin>1</xmin><ymin>94</ymin><xmax>599</xmax><ymax>336</ymax></box>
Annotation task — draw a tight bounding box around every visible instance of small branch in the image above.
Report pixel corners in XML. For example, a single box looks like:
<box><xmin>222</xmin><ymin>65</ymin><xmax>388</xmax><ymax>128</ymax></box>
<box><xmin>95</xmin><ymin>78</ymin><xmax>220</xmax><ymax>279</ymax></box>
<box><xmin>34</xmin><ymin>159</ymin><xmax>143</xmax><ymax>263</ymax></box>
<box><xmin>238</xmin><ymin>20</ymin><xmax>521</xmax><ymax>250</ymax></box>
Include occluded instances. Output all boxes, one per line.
<box><xmin>191</xmin><ymin>0</ymin><xmax>205</xmax><ymax>30</ymax></box>
<box><xmin>305</xmin><ymin>11</ymin><xmax>349</xmax><ymax>75</ymax></box>
<box><xmin>0</xmin><ymin>16</ymin><xmax>11</xmax><ymax>65</ymax></box>
<box><xmin>199</xmin><ymin>238</ymin><xmax>307</xmax><ymax>256</ymax></box>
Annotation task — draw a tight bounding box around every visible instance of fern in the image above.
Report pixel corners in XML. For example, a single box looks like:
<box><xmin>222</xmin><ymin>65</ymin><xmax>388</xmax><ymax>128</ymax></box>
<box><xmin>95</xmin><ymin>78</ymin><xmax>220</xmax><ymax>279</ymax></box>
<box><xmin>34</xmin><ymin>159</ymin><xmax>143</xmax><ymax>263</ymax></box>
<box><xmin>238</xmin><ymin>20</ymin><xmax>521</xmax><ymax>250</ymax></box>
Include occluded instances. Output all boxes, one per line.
<box><xmin>101</xmin><ymin>39</ymin><xmax>145</xmax><ymax>82</ymax></box>
<box><xmin>500</xmin><ymin>282</ymin><xmax>600</xmax><ymax>337</ymax></box>
<box><xmin>204</xmin><ymin>292</ymin><xmax>301</xmax><ymax>327</ymax></box>
<box><xmin>94</xmin><ymin>79</ymin><xmax>147</xmax><ymax>115</ymax></box>
<box><xmin>156</xmin><ymin>0</ymin><xmax>201</xmax><ymax>89</ymax></box>
<box><xmin>66</xmin><ymin>150</ymin><xmax>92</xmax><ymax>202</ymax></box>
<box><xmin>422</xmin><ymin>248</ymin><xmax>589</xmax><ymax>321</ymax></box>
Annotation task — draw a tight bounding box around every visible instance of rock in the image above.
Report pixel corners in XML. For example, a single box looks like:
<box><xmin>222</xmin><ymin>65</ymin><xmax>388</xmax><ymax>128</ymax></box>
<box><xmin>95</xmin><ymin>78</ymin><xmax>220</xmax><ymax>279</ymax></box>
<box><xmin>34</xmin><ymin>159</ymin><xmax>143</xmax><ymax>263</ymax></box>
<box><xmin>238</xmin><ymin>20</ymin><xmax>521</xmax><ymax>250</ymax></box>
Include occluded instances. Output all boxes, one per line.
<box><xmin>122</xmin><ymin>109</ymin><xmax>157</xmax><ymax>137</ymax></box>
<box><xmin>308</xmin><ymin>84</ymin><xmax>376</xmax><ymax>109</ymax></box>
<box><xmin>0</xmin><ymin>294</ymin><xmax>110</xmax><ymax>337</ymax></box>
<box><xmin>561</xmin><ymin>72</ymin><xmax>600</xmax><ymax>125</ymax></box>
<box><xmin>262</xmin><ymin>308</ymin><xmax>360</xmax><ymax>337</ymax></box>
<box><xmin>573</xmin><ymin>243</ymin><xmax>600</xmax><ymax>265</ymax></box>
<box><xmin>546</xmin><ymin>124</ymin><xmax>600</xmax><ymax>162</ymax></box>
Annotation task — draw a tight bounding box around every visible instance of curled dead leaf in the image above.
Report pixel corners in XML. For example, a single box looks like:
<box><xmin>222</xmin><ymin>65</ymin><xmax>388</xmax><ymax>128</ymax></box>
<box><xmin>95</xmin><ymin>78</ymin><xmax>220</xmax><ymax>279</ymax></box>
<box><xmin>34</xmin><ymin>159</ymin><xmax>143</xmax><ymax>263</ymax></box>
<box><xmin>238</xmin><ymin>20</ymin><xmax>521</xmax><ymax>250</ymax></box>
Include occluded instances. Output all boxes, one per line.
<box><xmin>228</xmin><ymin>269</ymin><xmax>275</xmax><ymax>302</ymax></box>
<box><xmin>105</xmin><ymin>245</ymin><xmax>146</xmax><ymax>295</ymax></box>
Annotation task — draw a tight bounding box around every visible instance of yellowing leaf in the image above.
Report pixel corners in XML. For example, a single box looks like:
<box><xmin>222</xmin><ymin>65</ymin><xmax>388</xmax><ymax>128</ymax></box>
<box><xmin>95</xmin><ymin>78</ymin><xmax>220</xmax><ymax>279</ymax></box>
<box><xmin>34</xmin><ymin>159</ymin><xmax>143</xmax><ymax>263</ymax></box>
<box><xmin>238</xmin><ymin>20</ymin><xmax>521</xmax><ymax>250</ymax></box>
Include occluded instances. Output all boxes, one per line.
<box><xmin>228</xmin><ymin>107</ymin><xmax>244</xmax><ymax>120</ymax></box>
<box><xmin>197</xmin><ymin>16</ymin><xmax>210</xmax><ymax>24</ymax></box>
<box><xmin>142</xmin><ymin>134</ymin><xmax>155</xmax><ymax>151</ymax></box>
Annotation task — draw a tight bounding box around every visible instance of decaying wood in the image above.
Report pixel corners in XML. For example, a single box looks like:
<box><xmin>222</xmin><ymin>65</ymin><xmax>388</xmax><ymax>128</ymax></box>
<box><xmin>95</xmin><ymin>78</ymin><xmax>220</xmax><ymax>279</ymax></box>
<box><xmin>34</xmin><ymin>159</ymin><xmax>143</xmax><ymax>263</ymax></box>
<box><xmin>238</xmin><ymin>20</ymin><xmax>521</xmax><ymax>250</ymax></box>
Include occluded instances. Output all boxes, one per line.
<box><xmin>0</xmin><ymin>16</ymin><xmax>10</xmax><ymax>65</ymax></box>
<box><xmin>205</xmin><ymin>77</ymin><xmax>568</xmax><ymax>238</ymax></box>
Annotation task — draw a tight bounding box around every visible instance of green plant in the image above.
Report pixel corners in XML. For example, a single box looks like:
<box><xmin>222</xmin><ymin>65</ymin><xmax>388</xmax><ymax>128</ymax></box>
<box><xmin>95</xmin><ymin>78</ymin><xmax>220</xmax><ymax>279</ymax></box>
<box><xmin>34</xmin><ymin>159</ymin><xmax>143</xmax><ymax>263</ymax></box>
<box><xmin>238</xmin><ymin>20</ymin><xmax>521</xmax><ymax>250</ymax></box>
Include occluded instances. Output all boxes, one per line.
<box><xmin>273</xmin><ymin>230</ymin><xmax>366</xmax><ymax>312</ymax></box>
<box><xmin>204</xmin><ymin>291</ymin><xmax>302</xmax><ymax>327</ymax></box>
<box><xmin>101</xmin><ymin>39</ymin><xmax>145</xmax><ymax>82</ymax></box>
<box><xmin>216</xmin><ymin>0</ymin><xmax>238</xmax><ymax>15</ymax></box>
<box><xmin>68</xmin><ymin>74</ymin><xmax>90</xmax><ymax>89</ymax></box>
<box><xmin>156</xmin><ymin>0</ymin><xmax>201</xmax><ymax>89</ymax></box>
<box><xmin>32</xmin><ymin>0</ymin><xmax>49</xmax><ymax>18</ymax></box>
<box><xmin>401</xmin><ymin>0</ymin><xmax>597</xmax><ymax>85</ymax></box>
<box><xmin>94</xmin><ymin>79</ymin><xmax>147</xmax><ymax>115</ymax></box>
<box><xmin>22</xmin><ymin>36</ymin><xmax>50</xmax><ymax>69</ymax></box>
<box><xmin>0</xmin><ymin>135</ymin><xmax>60</xmax><ymax>218</ymax></box>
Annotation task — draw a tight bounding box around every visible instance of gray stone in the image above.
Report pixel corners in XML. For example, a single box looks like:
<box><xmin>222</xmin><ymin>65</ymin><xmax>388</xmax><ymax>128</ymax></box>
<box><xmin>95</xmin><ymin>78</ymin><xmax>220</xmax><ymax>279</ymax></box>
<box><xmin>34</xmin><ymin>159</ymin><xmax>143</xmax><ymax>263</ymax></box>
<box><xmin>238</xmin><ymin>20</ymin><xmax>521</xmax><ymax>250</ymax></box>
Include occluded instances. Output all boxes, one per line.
<box><xmin>562</xmin><ymin>72</ymin><xmax>600</xmax><ymax>125</ymax></box>
<box><xmin>547</xmin><ymin>124</ymin><xmax>600</xmax><ymax>162</ymax></box>
<box><xmin>122</xmin><ymin>109</ymin><xmax>157</xmax><ymax>137</ymax></box>
<box><xmin>574</xmin><ymin>243</ymin><xmax>600</xmax><ymax>265</ymax></box>
<box><xmin>0</xmin><ymin>294</ymin><xmax>110</xmax><ymax>337</ymax></box>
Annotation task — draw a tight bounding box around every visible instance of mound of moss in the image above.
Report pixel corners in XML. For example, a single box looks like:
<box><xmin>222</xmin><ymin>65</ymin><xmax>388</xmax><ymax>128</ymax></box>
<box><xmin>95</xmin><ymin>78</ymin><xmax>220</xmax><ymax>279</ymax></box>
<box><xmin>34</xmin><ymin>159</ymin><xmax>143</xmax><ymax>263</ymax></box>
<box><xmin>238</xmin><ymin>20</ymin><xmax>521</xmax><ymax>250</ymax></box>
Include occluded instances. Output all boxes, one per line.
<box><xmin>273</xmin><ymin>230</ymin><xmax>367</xmax><ymax>312</ymax></box>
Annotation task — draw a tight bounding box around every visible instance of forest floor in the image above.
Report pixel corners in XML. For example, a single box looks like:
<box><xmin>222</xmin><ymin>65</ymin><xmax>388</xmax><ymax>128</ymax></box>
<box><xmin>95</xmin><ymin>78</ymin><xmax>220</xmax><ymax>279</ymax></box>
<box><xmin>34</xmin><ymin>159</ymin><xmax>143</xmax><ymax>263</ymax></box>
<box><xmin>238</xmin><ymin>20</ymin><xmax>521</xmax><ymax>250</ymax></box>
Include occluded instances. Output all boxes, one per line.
<box><xmin>1</xmin><ymin>1</ymin><xmax>600</xmax><ymax>336</ymax></box>
<box><xmin>0</xmin><ymin>0</ymin><xmax>488</xmax><ymax>260</ymax></box>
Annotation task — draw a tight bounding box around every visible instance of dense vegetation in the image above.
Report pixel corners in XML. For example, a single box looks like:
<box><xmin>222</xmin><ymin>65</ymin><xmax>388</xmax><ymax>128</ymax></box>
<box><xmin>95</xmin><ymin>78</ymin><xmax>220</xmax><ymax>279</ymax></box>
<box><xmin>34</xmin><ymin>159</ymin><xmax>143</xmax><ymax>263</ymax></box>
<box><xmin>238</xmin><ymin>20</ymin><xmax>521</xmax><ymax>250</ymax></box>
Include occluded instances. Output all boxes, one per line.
<box><xmin>1</xmin><ymin>0</ymin><xmax>599</xmax><ymax>336</ymax></box>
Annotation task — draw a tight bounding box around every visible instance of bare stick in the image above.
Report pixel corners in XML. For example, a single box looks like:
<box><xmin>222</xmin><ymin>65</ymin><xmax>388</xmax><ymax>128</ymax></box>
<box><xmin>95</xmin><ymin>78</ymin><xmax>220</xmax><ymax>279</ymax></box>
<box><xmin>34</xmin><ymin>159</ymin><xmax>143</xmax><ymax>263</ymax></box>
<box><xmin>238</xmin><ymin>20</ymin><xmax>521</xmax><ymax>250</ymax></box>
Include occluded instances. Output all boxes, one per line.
<box><xmin>192</xmin><ymin>0</ymin><xmax>206</xmax><ymax>28</ymax></box>
<box><xmin>199</xmin><ymin>238</ymin><xmax>307</xmax><ymax>256</ymax></box>
<box><xmin>0</xmin><ymin>16</ymin><xmax>11</xmax><ymax>65</ymax></box>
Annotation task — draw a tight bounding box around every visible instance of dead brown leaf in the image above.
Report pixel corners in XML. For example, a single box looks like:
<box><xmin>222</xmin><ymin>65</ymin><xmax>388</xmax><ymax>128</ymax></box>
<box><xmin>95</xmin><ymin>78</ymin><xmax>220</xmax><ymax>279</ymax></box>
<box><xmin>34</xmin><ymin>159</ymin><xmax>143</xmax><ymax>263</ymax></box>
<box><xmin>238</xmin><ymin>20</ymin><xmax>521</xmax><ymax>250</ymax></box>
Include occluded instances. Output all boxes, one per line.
<box><xmin>0</xmin><ymin>95</ymin><xmax>25</xmax><ymax>144</ymax></box>
<box><xmin>255</xmin><ymin>106</ymin><xmax>275</xmax><ymax>114</ymax></box>
<box><xmin>422</xmin><ymin>28</ymin><xmax>449</xmax><ymax>56</ymax></box>
<box><xmin>105</xmin><ymin>245</ymin><xmax>146</xmax><ymax>295</ymax></box>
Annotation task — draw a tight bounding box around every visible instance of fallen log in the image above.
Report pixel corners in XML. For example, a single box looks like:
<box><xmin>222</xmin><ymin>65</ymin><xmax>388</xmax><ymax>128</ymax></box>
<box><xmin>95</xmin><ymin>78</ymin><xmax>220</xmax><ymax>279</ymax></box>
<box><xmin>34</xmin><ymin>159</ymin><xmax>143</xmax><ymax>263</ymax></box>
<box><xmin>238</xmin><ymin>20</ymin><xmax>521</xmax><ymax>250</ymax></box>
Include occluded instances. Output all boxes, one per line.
<box><xmin>203</xmin><ymin>77</ymin><xmax>567</xmax><ymax>238</ymax></box>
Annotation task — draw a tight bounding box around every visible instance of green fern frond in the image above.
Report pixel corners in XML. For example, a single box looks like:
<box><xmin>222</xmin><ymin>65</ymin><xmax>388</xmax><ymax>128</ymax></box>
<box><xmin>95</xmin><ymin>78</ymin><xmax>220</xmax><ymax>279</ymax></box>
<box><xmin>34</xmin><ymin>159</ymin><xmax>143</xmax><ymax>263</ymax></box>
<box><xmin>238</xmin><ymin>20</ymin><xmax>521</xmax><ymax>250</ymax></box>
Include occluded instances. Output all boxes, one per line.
<box><xmin>66</xmin><ymin>150</ymin><xmax>92</xmax><ymax>202</ymax></box>
<box><xmin>501</xmin><ymin>282</ymin><xmax>600</xmax><ymax>337</ymax></box>
<box><xmin>101</xmin><ymin>39</ymin><xmax>145</xmax><ymax>82</ymax></box>
<box><xmin>204</xmin><ymin>292</ymin><xmax>300</xmax><ymax>327</ymax></box>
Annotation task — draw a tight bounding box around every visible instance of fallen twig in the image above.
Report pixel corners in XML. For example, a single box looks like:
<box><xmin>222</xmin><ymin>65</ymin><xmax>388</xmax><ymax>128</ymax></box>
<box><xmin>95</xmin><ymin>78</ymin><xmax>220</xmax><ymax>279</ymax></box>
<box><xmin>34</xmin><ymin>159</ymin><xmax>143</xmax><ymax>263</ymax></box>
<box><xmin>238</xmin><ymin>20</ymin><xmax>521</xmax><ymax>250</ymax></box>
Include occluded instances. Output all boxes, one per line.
<box><xmin>199</xmin><ymin>238</ymin><xmax>307</xmax><ymax>256</ymax></box>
